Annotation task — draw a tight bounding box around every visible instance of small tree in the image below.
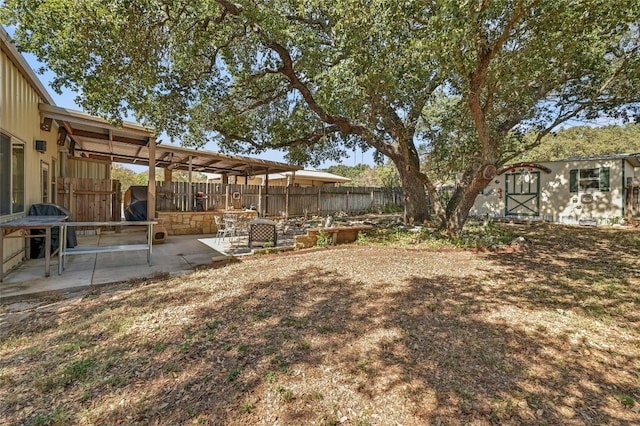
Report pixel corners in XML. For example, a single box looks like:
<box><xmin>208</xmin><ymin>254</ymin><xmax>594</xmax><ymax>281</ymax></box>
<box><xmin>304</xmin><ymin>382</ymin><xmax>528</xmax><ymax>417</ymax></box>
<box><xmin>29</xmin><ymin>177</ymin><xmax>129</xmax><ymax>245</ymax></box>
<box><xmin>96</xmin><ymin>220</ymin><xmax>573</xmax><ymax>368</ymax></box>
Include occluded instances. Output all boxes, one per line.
<box><xmin>111</xmin><ymin>164</ymin><xmax>147</xmax><ymax>195</ymax></box>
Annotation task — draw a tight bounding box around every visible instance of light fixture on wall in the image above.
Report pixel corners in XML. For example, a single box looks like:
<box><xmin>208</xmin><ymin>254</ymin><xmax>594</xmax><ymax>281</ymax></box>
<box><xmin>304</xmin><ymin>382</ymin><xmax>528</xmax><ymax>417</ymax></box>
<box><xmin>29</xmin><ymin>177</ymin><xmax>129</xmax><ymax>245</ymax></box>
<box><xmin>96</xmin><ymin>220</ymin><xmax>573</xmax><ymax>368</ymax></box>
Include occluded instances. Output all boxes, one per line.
<box><xmin>40</xmin><ymin>117</ymin><xmax>53</xmax><ymax>131</ymax></box>
<box><xmin>57</xmin><ymin>127</ymin><xmax>68</xmax><ymax>146</ymax></box>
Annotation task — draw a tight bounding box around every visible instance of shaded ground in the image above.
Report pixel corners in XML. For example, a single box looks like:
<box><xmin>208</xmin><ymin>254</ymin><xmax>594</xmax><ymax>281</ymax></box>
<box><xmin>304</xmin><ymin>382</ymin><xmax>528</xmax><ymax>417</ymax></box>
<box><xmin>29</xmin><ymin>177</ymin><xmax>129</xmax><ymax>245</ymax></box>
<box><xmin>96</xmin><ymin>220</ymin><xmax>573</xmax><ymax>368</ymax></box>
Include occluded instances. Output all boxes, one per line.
<box><xmin>1</xmin><ymin>222</ymin><xmax>639</xmax><ymax>425</ymax></box>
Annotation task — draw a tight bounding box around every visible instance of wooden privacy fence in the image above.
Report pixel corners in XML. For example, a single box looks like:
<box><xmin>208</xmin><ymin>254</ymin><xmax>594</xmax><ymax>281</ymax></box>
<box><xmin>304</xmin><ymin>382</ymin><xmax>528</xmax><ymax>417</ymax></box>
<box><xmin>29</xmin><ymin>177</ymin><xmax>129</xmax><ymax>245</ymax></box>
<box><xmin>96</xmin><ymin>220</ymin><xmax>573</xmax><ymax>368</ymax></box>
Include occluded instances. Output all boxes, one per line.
<box><xmin>155</xmin><ymin>182</ymin><xmax>403</xmax><ymax>217</ymax></box>
<box><xmin>55</xmin><ymin>178</ymin><xmax>403</xmax><ymax>222</ymax></box>
<box><xmin>57</xmin><ymin>177</ymin><xmax>122</xmax><ymax>223</ymax></box>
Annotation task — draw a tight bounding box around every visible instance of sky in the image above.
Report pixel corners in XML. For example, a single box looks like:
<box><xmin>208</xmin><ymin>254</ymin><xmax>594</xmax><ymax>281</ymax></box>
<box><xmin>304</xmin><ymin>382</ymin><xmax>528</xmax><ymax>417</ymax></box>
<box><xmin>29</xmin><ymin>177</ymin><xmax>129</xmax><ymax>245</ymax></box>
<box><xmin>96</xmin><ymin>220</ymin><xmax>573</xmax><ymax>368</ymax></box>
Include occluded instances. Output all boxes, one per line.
<box><xmin>18</xmin><ymin>46</ymin><xmax>374</xmax><ymax>172</ymax></box>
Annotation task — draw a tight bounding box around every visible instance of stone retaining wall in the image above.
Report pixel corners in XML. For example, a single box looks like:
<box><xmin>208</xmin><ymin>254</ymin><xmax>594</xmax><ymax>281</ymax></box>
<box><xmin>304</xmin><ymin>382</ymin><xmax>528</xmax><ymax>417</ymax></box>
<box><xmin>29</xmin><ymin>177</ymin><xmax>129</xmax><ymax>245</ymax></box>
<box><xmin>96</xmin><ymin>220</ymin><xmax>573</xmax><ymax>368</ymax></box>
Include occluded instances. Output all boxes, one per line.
<box><xmin>157</xmin><ymin>211</ymin><xmax>258</xmax><ymax>235</ymax></box>
<box><xmin>294</xmin><ymin>226</ymin><xmax>373</xmax><ymax>249</ymax></box>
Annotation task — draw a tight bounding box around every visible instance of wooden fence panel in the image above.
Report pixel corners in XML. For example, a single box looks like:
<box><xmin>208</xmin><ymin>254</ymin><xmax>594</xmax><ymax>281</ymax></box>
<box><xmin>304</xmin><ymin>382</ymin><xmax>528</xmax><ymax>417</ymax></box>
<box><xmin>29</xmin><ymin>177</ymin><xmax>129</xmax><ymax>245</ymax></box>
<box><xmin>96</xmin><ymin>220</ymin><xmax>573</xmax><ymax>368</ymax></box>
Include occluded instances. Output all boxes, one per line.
<box><xmin>287</xmin><ymin>187</ymin><xmax>319</xmax><ymax>216</ymax></box>
<box><xmin>319</xmin><ymin>188</ymin><xmax>347</xmax><ymax>214</ymax></box>
<box><xmin>153</xmin><ymin>182</ymin><xmax>404</xmax><ymax>217</ymax></box>
<box><xmin>56</xmin><ymin>179</ymin><xmax>404</xmax><ymax>225</ymax></box>
<box><xmin>227</xmin><ymin>184</ymin><xmax>262</xmax><ymax>211</ymax></box>
<box><xmin>262</xmin><ymin>186</ymin><xmax>286</xmax><ymax>217</ymax></box>
<box><xmin>56</xmin><ymin>177</ymin><xmax>117</xmax><ymax>223</ymax></box>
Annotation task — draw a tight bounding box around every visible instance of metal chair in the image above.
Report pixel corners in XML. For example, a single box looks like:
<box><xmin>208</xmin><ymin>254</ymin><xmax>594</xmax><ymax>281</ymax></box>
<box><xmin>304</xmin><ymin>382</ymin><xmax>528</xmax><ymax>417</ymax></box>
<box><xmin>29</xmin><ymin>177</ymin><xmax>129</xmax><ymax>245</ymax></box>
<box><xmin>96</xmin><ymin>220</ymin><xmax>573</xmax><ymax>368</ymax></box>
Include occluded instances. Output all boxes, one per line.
<box><xmin>214</xmin><ymin>215</ymin><xmax>235</xmax><ymax>240</ymax></box>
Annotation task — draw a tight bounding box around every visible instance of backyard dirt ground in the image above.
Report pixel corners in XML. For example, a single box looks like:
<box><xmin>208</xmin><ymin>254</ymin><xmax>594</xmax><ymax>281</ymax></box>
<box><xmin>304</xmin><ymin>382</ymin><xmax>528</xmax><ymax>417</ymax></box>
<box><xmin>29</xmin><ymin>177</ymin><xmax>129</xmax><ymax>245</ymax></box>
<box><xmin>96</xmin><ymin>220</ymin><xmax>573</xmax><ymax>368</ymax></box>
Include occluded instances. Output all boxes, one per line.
<box><xmin>1</xmin><ymin>221</ymin><xmax>639</xmax><ymax>425</ymax></box>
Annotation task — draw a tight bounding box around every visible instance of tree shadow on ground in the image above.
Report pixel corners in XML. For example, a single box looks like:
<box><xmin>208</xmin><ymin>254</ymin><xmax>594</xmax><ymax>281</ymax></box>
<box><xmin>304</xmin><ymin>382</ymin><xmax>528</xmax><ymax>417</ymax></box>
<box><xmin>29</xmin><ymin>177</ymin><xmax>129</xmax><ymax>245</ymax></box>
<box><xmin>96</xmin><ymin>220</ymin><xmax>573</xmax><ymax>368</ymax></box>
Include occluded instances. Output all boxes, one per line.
<box><xmin>1</xmin><ymin>226</ymin><xmax>639</xmax><ymax>425</ymax></box>
<box><xmin>481</xmin><ymin>223</ymin><xmax>640</xmax><ymax>323</ymax></box>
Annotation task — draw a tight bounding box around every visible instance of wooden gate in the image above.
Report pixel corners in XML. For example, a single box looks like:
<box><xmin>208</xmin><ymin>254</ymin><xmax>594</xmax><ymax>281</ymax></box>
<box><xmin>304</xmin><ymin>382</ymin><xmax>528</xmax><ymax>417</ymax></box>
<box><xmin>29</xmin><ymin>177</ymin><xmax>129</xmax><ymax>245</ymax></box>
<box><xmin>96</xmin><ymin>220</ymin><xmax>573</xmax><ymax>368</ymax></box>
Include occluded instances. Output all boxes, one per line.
<box><xmin>504</xmin><ymin>171</ymin><xmax>540</xmax><ymax>216</ymax></box>
<box><xmin>57</xmin><ymin>177</ymin><xmax>120</xmax><ymax>222</ymax></box>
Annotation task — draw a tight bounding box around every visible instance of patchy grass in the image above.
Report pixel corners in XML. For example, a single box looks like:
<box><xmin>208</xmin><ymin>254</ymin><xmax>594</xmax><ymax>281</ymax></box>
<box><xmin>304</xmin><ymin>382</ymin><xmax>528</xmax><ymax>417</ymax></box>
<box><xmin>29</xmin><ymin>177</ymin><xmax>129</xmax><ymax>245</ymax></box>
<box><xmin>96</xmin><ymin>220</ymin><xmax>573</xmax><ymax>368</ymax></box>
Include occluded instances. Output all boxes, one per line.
<box><xmin>361</xmin><ymin>217</ymin><xmax>519</xmax><ymax>249</ymax></box>
<box><xmin>1</xmin><ymin>222</ymin><xmax>639</xmax><ymax>425</ymax></box>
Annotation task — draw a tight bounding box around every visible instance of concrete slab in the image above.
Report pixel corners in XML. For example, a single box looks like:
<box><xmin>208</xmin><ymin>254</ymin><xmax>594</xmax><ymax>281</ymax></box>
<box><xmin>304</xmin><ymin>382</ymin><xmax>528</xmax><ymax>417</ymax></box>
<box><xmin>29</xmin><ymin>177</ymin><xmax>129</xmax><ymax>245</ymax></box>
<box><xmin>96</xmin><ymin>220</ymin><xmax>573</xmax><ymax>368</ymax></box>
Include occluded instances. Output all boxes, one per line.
<box><xmin>0</xmin><ymin>228</ymin><xmax>301</xmax><ymax>303</ymax></box>
<box><xmin>0</xmin><ymin>231</ymin><xmax>228</xmax><ymax>302</ymax></box>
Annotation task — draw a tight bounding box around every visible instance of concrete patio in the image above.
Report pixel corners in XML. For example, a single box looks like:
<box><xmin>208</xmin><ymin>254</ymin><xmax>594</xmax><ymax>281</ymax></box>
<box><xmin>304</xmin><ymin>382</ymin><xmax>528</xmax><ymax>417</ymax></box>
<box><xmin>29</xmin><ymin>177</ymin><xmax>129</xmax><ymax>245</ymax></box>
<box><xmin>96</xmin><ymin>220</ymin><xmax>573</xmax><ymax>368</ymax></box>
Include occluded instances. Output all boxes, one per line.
<box><xmin>0</xmin><ymin>227</ymin><xmax>299</xmax><ymax>303</ymax></box>
<box><xmin>0</xmin><ymin>230</ymin><xmax>231</xmax><ymax>302</ymax></box>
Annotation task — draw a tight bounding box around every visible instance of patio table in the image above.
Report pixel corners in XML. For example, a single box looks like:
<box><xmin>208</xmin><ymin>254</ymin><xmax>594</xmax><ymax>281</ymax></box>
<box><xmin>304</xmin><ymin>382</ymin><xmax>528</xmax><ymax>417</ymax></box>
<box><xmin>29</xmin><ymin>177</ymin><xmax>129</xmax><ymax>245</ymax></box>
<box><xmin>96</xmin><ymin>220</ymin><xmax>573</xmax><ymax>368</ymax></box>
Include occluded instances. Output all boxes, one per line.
<box><xmin>0</xmin><ymin>215</ymin><xmax>68</xmax><ymax>282</ymax></box>
<box><xmin>58</xmin><ymin>221</ymin><xmax>157</xmax><ymax>274</ymax></box>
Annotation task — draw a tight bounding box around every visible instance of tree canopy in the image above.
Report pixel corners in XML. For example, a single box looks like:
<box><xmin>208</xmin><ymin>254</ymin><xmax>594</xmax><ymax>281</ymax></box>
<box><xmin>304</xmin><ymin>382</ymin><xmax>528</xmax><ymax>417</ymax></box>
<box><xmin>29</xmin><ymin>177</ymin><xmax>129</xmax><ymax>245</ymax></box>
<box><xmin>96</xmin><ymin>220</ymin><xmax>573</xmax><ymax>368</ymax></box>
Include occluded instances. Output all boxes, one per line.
<box><xmin>324</xmin><ymin>163</ymin><xmax>401</xmax><ymax>188</ymax></box>
<box><xmin>521</xmin><ymin>124</ymin><xmax>640</xmax><ymax>162</ymax></box>
<box><xmin>3</xmin><ymin>1</ymin><xmax>640</xmax><ymax>233</ymax></box>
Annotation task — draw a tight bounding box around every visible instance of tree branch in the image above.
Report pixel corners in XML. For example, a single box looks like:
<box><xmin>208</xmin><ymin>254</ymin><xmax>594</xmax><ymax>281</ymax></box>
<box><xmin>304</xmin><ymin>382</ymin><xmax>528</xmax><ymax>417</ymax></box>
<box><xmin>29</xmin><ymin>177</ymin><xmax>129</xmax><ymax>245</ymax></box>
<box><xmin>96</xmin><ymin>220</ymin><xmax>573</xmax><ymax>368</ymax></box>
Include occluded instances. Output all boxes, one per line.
<box><xmin>468</xmin><ymin>0</ymin><xmax>541</xmax><ymax>161</ymax></box>
<box><xmin>240</xmin><ymin>85</ymin><xmax>292</xmax><ymax>112</ymax></box>
<box><xmin>271</xmin><ymin>125</ymin><xmax>342</xmax><ymax>149</ymax></box>
<box><xmin>213</xmin><ymin>0</ymin><xmax>242</xmax><ymax>16</ymax></box>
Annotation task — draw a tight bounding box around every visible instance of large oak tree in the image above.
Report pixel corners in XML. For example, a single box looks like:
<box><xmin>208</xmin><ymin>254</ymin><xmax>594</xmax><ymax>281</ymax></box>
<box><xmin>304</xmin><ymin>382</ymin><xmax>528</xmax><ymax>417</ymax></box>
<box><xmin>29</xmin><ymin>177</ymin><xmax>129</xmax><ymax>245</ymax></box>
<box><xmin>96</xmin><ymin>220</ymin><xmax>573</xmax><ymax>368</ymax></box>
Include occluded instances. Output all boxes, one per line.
<box><xmin>3</xmin><ymin>0</ymin><xmax>639</xmax><ymax>234</ymax></box>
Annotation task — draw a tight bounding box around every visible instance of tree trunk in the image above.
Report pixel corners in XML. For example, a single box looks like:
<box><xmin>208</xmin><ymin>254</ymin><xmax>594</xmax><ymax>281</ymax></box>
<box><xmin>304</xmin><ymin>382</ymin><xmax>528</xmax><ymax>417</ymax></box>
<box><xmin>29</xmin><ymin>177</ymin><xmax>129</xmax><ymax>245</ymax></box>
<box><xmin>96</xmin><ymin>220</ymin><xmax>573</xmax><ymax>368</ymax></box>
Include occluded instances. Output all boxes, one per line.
<box><xmin>401</xmin><ymin>172</ymin><xmax>430</xmax><ymax>225</ymax></box>
<box><xmin>380</xmin><ymin>135</ymin><xmax>432</xmax><ymax>225</ymax></box>
<box><xmin>445</xmin><ymin>186</ymin><xmax>480</xmax><ymax>235</ymax></box>
<box><xmin>443</xmin><ymin>165</ymin><xmax>496</xmax><ymax>236</ymax></box>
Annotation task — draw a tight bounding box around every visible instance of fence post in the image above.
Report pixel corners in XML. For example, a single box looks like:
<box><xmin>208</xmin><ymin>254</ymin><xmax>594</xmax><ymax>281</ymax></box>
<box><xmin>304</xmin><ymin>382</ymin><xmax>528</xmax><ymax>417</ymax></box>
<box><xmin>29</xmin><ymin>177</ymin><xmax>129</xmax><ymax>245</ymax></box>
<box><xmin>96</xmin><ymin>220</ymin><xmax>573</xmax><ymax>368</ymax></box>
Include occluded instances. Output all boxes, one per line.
<box><xmin>317</xmin><ymin>187</ymin><xmax>322</xmax><ymax>214</ymax></box>
<box><xmin>285</xmin><ymin>185</ymin><xmax>290</xmax><ymax>219</ymax></box>
<box><xmin>112</xmin><ymin>180</ymin><xmax>121</xmax><ymax>220</ymax></box>
<box><xmin>346</xmin><ymin>189</ymin><xmax>350</xmax><ymax>213</ymax></box>
<box><xmin>371</xmin><ymin>188</ymin><xmax>375</xmax><ymax>211</ymax></box>
<box><xmin>225</xmin><ymin>185</ymin><xmax>230</xmax><ymax>211</ymax></box>
<box><xmin>258</xmin><ymin>185</ymin><xmax>263</xmax><ymax>216</ymax></box>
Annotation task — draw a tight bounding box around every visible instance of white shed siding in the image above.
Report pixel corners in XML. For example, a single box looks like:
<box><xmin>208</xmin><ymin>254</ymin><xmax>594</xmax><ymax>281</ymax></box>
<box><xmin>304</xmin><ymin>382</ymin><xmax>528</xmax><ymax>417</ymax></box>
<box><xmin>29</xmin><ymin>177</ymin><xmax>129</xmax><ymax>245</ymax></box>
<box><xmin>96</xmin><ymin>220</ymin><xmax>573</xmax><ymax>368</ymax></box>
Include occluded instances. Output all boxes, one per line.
<box><xmin>472</xmin><ymin>158</ymin><xmax>630</xmax><ymax>225</ymax></box>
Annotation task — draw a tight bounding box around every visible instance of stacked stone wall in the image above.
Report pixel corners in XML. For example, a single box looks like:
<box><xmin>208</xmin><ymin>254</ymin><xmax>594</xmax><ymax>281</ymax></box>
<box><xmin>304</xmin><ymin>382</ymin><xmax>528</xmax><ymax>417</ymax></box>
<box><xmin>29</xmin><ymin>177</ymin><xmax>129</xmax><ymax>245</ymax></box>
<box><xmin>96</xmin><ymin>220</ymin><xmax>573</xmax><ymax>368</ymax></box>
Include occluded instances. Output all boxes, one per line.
<box><xmin>157</xmin><ymin>211</ymin><xmax>257</xmax><ymax>235</ymax></box>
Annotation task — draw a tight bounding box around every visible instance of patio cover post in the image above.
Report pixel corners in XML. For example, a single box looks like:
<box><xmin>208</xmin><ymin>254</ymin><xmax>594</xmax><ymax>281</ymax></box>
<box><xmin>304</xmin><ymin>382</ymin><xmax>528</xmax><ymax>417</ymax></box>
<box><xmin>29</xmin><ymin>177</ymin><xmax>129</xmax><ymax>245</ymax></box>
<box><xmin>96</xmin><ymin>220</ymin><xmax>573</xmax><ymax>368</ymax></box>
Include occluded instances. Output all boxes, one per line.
<box><xmin>264</xmin><ymin>171</ymin><xmax>269</xmax><ymax>216</ymax></box>
<box><xmin>188</xmin><ymin>156</ymin><xmax>193</xmax><ymax>211</ymax></box>
<box><xmin>285</xmin><ymin>185</ymin><xmax>290</xmax><ymax>219</ymax></box>
<box><xmin>147</xmin><ymin>137</ymin><xmax>156</xmax><ymax>220</ymax></box>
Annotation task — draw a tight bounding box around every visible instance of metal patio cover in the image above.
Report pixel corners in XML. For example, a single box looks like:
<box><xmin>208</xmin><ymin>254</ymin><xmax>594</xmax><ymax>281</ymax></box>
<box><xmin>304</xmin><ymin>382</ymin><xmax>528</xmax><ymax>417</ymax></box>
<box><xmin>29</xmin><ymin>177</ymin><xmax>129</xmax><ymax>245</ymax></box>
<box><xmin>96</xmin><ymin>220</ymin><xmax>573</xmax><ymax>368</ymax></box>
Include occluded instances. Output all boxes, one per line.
<box><xmin>39</xmin><ymin>104</ymin><xmax>301</xmax><ymax>177</ymax></box>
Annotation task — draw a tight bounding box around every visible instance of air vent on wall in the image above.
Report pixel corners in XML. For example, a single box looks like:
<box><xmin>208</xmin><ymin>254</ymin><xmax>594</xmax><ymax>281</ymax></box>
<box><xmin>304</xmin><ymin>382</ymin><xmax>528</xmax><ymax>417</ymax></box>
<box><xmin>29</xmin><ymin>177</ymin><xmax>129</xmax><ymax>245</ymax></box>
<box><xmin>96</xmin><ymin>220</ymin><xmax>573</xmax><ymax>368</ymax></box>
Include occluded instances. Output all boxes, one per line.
<box><xmin>34</xmin><ymin>139</ymin><xmax>47</xmax><ymax>153</ymax></box>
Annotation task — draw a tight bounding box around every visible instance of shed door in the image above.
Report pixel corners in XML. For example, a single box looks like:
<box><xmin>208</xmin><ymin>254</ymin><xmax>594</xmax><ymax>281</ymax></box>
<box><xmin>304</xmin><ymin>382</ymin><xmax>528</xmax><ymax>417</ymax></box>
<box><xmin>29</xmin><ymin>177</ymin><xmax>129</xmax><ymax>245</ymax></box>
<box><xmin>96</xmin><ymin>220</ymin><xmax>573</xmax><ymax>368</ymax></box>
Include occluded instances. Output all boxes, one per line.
<box><xmin>505</xmin><ymin>171</ymin><xmax>540</xmax><ymax>216</ymax></box>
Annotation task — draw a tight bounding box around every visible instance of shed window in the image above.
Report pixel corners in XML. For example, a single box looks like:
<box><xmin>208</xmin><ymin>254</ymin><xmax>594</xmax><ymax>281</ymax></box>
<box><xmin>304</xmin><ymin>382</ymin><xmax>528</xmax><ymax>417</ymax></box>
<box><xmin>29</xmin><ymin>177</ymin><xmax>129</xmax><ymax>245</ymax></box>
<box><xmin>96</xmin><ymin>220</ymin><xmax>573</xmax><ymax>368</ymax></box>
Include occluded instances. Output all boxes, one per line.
<box><xmin>0</xmin><ymin>132</ymin><xmax>25</xmax><ymax>216</ymax></box>
<box><xmin>569</xmin><ymin>167</ymin><xmax>610</xmax><ymax>192</ymax></box>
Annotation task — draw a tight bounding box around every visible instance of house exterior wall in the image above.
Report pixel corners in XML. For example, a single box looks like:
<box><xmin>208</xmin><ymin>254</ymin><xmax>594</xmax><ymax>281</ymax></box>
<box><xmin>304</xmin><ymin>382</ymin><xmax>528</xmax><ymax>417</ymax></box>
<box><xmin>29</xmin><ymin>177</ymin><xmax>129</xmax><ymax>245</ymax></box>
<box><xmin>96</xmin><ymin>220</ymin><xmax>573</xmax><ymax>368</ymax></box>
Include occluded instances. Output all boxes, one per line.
<box><xmin>471</xmin><ymin>158</ymin><xmax>632</xmax><ymax>225</ymax></box>
<box><xmin>1</xmin><ymin>44</ymin><xmax>61</xmax><ymax>271</ymax></box>
<box><xmin>1</xmin><ymin>49</ymin><xmax>60</xmax><ymax>209</ymax></box>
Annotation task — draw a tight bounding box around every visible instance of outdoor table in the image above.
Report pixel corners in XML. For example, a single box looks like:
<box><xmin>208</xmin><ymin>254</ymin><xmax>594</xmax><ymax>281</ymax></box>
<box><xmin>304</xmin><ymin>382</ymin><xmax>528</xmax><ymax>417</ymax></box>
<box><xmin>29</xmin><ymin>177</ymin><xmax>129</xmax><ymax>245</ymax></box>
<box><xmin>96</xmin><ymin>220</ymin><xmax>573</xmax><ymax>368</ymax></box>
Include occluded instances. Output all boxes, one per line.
<box><xmin>0</xmin><ymin>215</ymin><xmax>68</xmax><ymax>282</ymax></box>
<box><xmin>223</xmin><ymin>212</ymin><xmax>255</xmax><ymax>236</ymax></box>
<box><xmin>58</xmin><ymin>221</ymin><xmax>157</xmax><ymax>275</ymax></box>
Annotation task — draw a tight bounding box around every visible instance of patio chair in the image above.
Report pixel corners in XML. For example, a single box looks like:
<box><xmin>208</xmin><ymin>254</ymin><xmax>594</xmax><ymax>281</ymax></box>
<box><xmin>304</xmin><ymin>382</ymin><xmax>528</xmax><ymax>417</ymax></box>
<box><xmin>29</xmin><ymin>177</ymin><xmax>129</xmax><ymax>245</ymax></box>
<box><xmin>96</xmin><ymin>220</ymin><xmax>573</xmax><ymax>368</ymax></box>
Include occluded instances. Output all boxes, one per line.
<box><xmin>214</xmin><ymin>215</ymin><xmax>235</xmax><ymax>239</ymax></box>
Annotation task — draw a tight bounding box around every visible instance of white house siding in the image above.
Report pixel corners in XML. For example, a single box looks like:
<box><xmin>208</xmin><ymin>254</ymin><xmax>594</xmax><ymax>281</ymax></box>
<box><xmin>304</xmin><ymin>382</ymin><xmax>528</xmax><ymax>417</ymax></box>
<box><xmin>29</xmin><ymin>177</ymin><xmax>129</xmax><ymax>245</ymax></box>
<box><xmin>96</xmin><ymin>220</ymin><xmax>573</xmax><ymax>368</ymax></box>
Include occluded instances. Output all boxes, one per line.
<box><xmin>471</xmin><ymin>158</ymin><xmax>631</xmax><ymax>225</ymax></box>
<box><xmin>1</xmin><ymin>39</ymin><xmax>59</xmax><ymax>271</ymax></box>
<box><xmin>623</xmin><ymin>160</ymin><xmax>640</xmax><ymax>217</ymax></box>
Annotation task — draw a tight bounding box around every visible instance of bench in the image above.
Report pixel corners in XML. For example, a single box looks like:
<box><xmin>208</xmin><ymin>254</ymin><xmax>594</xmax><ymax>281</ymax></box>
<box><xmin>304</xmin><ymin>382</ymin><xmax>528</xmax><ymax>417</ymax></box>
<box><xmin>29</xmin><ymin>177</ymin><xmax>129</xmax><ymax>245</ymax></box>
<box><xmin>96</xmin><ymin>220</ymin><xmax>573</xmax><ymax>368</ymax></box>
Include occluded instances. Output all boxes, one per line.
<box><xmin>58</xmin><ymin>221</ymin><xmax>157</xmax><ymax>274</ymax></box>
<box><xmin>294</xmin><ymin>225</ymin><xmax>373</xmax><ymax>249</ymax></box>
